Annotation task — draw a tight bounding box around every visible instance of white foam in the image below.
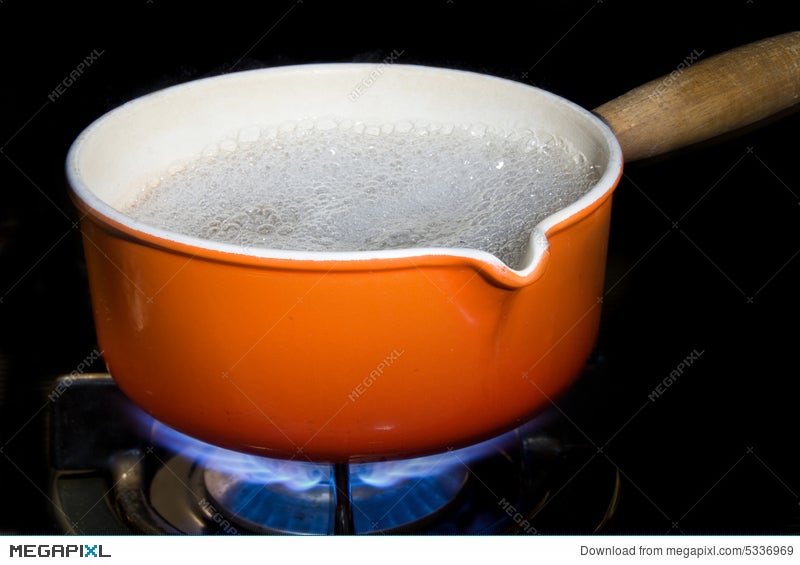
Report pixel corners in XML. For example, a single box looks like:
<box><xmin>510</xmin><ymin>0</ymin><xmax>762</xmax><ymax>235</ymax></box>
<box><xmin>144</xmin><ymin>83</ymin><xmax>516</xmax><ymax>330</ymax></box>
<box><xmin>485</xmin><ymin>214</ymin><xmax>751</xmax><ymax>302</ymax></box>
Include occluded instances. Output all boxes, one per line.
<box><xmin>124</xmin><ymin>120</ymin><xmax>601</xmax><ymax>269</ymax></box>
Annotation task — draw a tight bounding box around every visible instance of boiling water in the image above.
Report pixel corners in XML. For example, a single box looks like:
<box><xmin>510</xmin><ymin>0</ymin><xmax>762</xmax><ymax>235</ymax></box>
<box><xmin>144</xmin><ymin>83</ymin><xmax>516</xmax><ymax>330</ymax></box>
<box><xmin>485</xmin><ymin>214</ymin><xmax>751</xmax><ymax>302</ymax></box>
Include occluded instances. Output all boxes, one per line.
<box><xmin>125</xmin><ymin>120</ymin><xmax>601</xmax><ymax>269</ymax></box>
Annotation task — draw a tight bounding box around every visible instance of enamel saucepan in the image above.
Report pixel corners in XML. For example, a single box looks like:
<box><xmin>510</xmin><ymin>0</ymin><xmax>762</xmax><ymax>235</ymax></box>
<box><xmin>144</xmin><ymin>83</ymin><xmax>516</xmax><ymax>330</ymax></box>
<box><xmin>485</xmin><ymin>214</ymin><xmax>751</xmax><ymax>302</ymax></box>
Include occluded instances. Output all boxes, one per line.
<box><xmin>67</xmin><ymin>33</ymin><xmax>799</xmax><ymax>462</ymax></box>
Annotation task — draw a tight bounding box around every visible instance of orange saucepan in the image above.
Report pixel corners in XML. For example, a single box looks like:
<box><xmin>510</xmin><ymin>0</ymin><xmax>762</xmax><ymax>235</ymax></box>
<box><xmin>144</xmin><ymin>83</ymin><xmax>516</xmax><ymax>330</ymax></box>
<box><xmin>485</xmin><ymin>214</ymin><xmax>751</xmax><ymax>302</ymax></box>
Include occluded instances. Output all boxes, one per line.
<box><xmin>67</xmin><ymin>33</ymin><xmax>799</xmax><ymax>462</ymax></box>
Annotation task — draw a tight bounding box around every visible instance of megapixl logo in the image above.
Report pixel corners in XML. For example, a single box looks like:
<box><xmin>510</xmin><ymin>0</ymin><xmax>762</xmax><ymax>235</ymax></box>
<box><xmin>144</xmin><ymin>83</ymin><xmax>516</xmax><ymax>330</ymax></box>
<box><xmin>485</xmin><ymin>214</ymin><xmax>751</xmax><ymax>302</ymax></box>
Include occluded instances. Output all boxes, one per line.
<box><xmin>9</xmin><ymin>544</ymin><xmax>111</xmax><ymax>558</ymax></box>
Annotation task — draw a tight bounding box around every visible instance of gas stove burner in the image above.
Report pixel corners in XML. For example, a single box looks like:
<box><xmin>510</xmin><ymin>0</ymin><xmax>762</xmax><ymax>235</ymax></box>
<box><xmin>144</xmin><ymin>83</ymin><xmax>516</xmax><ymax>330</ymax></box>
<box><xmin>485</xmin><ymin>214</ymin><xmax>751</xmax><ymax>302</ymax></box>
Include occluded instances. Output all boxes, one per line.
<box><xmin>144</xmin><ymin>443</ymin><xmax>552</xmax><ymax>535</ymax></box>
<box><xmin>206</xmin><ymin>463</ymin><xmax>468</xmax><ymax>534</ymax></box>
<box><xmin>142</xmin><ymin>398</ymin><xmax>525</xmax><ymax>534</ymax></box>
<box><xmin>145</xmin><ymin>418</ymin><xmax>539</xmax><ymax>534</ymax></box>
<box><xmin>149</xmin><ymin>455</ymin><xmax>469</xmax><ymax>535</ymax></box>
<box><xmin>50</xmin><ymin>369</ymin><xmax>620</xmax><ymax>535</ymax></box>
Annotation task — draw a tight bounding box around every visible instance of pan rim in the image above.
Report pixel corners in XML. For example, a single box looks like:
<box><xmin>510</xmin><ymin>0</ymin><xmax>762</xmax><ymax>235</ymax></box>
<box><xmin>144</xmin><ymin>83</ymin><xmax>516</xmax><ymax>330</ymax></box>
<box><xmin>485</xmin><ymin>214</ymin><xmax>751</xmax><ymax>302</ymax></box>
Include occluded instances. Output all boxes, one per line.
<box><xmin>66</xmin><ymin>63</ymin><xmax>623</xmax><ymax>280</ymax></box>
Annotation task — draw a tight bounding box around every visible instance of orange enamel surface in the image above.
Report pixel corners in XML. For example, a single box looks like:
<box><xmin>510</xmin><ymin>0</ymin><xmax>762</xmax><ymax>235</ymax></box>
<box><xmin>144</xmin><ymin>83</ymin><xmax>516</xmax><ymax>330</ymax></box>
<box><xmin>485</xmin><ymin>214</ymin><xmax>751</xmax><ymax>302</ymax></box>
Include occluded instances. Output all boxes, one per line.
<box><xmin>75</xmin><ymin>180</ymin><xmax>617</xmax><ymax>463</ymax></box>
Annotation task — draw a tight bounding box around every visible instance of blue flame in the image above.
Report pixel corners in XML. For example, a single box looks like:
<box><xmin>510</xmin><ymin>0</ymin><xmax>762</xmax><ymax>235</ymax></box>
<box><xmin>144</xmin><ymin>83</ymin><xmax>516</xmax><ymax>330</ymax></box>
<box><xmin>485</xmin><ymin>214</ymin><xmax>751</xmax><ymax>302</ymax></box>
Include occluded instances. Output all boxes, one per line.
<box><xmin>142</xmin><ymin>414</ymin><xmax>543</xmax><ymax>491</ymax></box>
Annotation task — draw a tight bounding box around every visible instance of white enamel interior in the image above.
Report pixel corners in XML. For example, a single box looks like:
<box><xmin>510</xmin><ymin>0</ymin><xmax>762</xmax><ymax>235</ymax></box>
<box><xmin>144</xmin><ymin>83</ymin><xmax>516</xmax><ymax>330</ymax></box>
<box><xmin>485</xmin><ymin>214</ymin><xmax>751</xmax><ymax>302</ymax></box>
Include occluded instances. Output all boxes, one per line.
<box><xmin>67</xmin><ymin>63</ymin><xmax>622</xmax><ymax>276</ymax></box>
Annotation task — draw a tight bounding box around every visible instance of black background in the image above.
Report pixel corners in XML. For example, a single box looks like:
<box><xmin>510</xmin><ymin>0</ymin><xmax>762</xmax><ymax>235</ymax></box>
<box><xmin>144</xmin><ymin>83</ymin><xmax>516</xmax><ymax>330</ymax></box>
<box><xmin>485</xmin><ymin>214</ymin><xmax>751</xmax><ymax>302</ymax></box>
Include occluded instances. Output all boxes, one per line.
<box><xmin>1</xmin><ymin>1</ymin><xmax>798</xmax><ymax>534</ymax></box>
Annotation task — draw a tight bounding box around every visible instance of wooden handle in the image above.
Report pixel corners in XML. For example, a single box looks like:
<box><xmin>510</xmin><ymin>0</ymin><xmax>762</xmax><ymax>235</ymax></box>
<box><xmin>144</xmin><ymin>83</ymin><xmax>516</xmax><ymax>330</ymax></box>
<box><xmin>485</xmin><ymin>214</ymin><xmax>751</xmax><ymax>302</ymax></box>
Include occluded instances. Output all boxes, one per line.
<box><xmin>594</xmin><ymin>31</ymin><xmax>800</xmax><ymax>162</ymax></box>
